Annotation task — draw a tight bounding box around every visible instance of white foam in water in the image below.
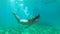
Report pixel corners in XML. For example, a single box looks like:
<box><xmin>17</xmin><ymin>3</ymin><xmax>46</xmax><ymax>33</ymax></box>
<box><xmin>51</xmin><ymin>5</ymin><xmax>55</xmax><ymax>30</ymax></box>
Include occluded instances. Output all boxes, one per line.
<box><xmin>10</xmin><ymin>0</ymin><xmax>15</xmax><ymax>2</ymax></box>
<box><xmin>19</xmin><ymin>0</ymin><xmax>23</xmax><ymax>1</ymax></box>
<box><xmin>24</xmin><ymin>7</ymin><xmax>29</xmax><ymax>16</ymax></box>
<box><xmin>19</xmin><ymin>4</ymin><xmax>24</xmax><ymax>7</ymax></box>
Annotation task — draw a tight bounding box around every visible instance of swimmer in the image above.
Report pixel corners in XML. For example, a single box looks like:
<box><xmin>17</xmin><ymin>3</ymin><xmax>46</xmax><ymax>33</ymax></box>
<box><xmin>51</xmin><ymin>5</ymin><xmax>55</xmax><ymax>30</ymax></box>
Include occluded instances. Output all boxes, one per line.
<box><xmin>13</xmin><ymin>12</ymin><xmax>40</xmax><ymax>28</ymax></box>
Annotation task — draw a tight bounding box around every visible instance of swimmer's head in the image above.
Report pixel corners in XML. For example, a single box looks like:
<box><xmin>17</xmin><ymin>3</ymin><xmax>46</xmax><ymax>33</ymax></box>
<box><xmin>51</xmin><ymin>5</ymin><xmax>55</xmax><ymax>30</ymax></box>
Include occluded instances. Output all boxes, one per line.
<box><xmin>28</xmin><ymin>14</ymin><xmax>40</xmax><ymax>22</ymax></box>
<box><xmin>12</xmin><ymin>12</ymin><xmax>16</xmax><ymax>15</ymax></box>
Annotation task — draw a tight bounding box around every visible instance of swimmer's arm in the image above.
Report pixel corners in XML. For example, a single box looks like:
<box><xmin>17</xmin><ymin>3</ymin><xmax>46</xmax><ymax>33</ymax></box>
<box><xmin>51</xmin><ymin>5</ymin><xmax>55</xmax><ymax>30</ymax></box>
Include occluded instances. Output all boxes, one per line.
<box><xmin>13</xmin><ymin>13</ymin><xmax>21</xmax><ymax>23</ymax></box>
<box><xmin>13</xmin><ymin>12</ymin><xmax>29</xmax><ymax>23</ymax></box>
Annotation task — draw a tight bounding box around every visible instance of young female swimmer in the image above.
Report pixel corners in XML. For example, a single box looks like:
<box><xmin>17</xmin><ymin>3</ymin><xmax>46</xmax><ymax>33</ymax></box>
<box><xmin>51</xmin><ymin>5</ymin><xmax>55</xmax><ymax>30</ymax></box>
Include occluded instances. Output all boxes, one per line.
<box><xmin>13</xmin><ymin>12</ymin><xmax>40</xmax><ymax>28</ymax></box>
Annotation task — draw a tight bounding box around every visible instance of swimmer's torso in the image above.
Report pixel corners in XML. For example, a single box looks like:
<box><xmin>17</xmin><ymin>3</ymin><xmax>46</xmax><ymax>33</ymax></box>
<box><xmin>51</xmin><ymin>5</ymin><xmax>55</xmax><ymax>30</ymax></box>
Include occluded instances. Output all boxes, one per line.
<box><xmin>20</xmin><ymin>19</ymin><xmax>28</xmax><ymax>23</ymax></box>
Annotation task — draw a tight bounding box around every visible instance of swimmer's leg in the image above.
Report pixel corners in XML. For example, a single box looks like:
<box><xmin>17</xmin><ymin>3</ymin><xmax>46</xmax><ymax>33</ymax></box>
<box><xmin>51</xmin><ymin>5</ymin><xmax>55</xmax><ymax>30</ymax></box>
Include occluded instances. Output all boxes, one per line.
<box><xmin>13</xmin><ymin>12</ymin><xmax>21</xmax><ymax>23</ymax></box>
<box><xmin>25</xmin><ymin>22</ymin><xmax>36</xmax><ymax>28</ymax></box>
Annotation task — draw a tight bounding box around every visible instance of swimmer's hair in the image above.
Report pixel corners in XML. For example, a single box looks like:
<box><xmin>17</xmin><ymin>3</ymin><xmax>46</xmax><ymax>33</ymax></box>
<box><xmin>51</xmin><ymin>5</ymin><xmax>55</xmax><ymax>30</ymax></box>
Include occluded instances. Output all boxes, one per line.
<box><xmin>28</xmin><ymin>14</ymin><xmax>40</xmax><ymax>22</ymax></box>
<box><xmin>32</xmin><ymin>14</ymin><xmax>40</xmax><ymax>20</ymax></box>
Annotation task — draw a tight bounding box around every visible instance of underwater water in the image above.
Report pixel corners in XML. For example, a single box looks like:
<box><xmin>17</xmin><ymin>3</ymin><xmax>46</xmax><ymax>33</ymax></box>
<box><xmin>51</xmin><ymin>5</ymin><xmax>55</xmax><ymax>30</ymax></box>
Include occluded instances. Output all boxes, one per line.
<box><xmin>0</xmin><ymin>0</ymin><xmax>60</xmax><ymax>34</ymax></box>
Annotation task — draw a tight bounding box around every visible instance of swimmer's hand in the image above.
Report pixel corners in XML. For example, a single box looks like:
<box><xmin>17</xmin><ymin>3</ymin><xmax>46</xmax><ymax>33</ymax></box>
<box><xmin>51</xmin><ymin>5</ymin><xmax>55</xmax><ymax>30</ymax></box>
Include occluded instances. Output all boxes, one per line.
<box><xmin>13</xmin><ymin>12</ymin><xmax>16</xmax><ymax>15</ymax></box>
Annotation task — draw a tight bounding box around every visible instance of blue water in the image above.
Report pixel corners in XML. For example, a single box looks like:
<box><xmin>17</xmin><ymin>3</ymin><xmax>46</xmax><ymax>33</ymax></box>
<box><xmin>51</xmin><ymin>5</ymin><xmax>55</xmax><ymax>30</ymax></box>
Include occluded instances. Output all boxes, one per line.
<box><xmin>0</xmin><ymin>0</ymin><xmax>60</xmax><ymax>34</ymax></box>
